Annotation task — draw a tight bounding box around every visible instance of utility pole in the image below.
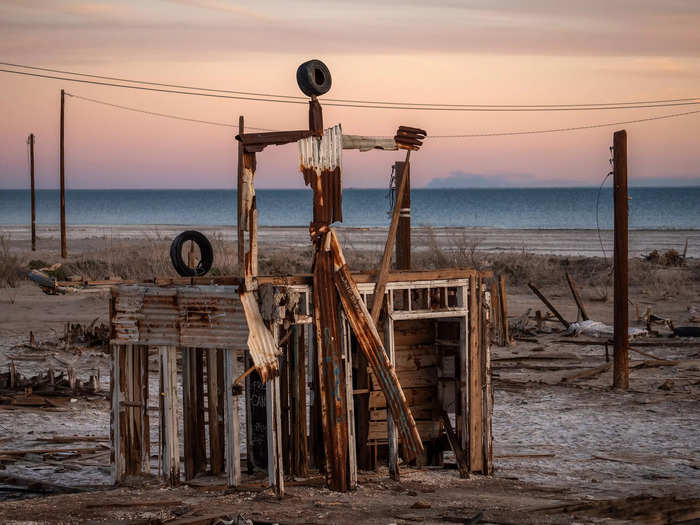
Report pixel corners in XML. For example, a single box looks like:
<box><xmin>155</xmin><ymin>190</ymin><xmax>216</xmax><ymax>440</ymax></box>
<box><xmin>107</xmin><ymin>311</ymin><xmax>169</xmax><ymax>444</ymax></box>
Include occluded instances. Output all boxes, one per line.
<box><xmin>613</xmin><ymin>129</ymin><xmax>629</xmax><ymax>389</ymax></box>
<box><xmin>394</xmin><ymin>161</ymin><xmax>411</xmax><ymax>270</ymax></box>
<box><xmin>28</xmin><ymin>133</ymin><xmax>36</xmax><ymax>251</ymax></box>
<box><xmin>60</xmin><ymin>89</ymin><xmax>67</xmax><ymax>258</ymax></box>
<box><xmin>237</xmin><ymin>115</ymin><xmax>245</xmax><ymax>275</ymax></box>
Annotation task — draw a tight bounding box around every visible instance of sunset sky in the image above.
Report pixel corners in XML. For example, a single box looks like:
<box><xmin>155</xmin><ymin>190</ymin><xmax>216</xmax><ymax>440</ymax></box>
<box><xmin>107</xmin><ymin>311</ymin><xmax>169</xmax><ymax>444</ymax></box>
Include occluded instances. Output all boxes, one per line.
<box><xmin>1</xmin><ymin>1</ymin><xmax>699</xmax><ymax>189</ymax></box>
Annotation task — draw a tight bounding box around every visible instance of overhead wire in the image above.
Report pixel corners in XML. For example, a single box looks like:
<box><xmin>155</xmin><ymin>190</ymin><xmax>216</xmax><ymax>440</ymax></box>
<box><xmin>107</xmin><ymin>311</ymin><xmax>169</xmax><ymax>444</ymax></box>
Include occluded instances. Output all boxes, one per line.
<box><xmin>64</xmin><ymin>92</ymin><xmax>700</xmax><ymax>139</ymax></box>
<box><xmin>3</xmin><ymin>61</ymin><xmax>699</xmax><ymax>109</ymax></box>
<box><xmin>65</xmin><ymin>93</ymin><xmax>275</xmax><ymax>131</ymax></box>
<box><xmin>428</xmin><ymin>109</ymin><xmax>700</xmax><ymax>138</ymax></box>
<box><xmin>2</xmin><ymin>66</ymin><xmax>700</xmax><ymax>111</ymax></box>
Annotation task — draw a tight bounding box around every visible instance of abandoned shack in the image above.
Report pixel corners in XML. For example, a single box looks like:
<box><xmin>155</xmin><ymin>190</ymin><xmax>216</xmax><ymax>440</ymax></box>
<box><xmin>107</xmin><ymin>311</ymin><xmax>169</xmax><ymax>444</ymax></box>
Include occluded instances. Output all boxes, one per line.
<box><xmin>108</xmin><ymin>60</ymin><xmax>493</xmax><ymax>495</ymax></box>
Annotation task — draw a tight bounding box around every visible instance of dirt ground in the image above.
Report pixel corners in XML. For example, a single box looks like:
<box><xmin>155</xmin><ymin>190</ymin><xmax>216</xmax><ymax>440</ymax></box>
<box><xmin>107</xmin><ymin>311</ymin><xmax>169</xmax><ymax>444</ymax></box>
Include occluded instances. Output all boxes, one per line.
<box><xmin>1</xmin><ymin>233</ymin><xmax>699</xmax><ymax>524</ymax></box>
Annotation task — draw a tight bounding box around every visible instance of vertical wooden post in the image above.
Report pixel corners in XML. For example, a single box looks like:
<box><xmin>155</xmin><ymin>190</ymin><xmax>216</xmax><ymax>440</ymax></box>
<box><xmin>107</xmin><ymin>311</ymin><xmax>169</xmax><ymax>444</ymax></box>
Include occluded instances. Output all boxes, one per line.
<box><xmin>468</xmin><ymin>277</ymin><xmax>484</xmax><ymax>473</ymax></box>
<box><xmin>28</xmin><ymin>133</ymin><xmax>36</xmax><ymax>251</ymax></box>
<box><xmin>341</xmin><ymin>312</ymin><xmax>357</xmax><ymax>489</ymax></box>
<box><xmin>60</xmin><ymin>89</ymin><xmax>66</xmax><ymax>259</ymax></box>
<box><xmin>160</xmin><ymin>346</ymin><xmax>180</xmax><ymax>485</ymax></box>
<box><xmin>384</xmin><ymin>292</ymin><xmax>399</xmax><ymax>481</ymax></box>
<box><xmin>498</xmin><ymin>275</ymin><xmax>510</xmax><ymax>344</ymax></box>
<box><xmin>266</xmin><ymin>324</ymin><xmax>284</xmax><ymax>496</ymax></box>
<box><xmin>613</xmin><ymin>129</ymin><xmax>629</xmax><ymax>390</ymax></box>
<box><xmin>110</xmin><ymin>344</ymin><xmax>125</xmax><ymax>484</ymax></box>
<box><xmin>224</xmin><ymin>348</ymin><xmax>241</xmax><ymax>486</ymax></box>
<box><xmin>395</xmin><ymin>161</ymin><xmax>411</xmax><ymax>270</ymax></box>
<box><xmin>237</xmin><ymin>116</ymin><xmax>245</xmax><ymax>274</ymax></box>
<box><xmin>459</xmin><ymin>282</ymin><xmax>471</xmax><ymax>474</ymax></box>
<box><xmin>207</xmin><ymin>349</ymin><xmax>224</xmax><ymax>475</ymax></box>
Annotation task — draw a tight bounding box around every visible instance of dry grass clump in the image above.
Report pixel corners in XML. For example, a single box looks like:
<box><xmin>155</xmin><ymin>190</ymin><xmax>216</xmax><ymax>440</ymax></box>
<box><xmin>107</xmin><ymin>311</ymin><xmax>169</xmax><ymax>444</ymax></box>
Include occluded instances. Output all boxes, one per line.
<box><xmin>0</xmin><ymin>235</ymin><xmax>23</xmax><ymax>303</ymax></box>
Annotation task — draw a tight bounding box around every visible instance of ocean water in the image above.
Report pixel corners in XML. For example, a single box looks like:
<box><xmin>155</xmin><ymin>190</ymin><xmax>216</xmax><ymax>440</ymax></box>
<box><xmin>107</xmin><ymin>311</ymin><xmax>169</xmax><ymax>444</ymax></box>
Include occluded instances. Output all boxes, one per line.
<box><xmin>0</xmin><ymin>187</ymin><xmax>698</xmax><ymax>229</ymax></box>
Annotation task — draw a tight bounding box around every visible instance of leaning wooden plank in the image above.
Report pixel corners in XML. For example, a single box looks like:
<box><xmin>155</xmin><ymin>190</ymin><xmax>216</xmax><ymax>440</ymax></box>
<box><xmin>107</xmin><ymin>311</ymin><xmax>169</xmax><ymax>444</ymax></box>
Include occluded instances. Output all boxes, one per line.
<box><xmin>328</xmin><ymin>229</ymin><xmax>423</xmax><ymax>460</ymax></box>
<box><xmin>342</xmin><ymin>135</ymin><xmax>397</xmax><ymax>151</ymax></box>
<box><xmin>527</xmin><ymin>283</ymin><xmax>570</xmax><ymax>329</ymax></box>
<box><xmin>565</xmin><ymin>272</ymin><xmax>589</xmax><ymax>321</ymax></box>
<box><xmin>370</xmin><ymin>156</ymin><xmax>411</xmax><ymax>326</ymax></box>
<box><xmin>239</xmin><ymin>290</ymin><xmax>281</xmax><ymax>383</ymax></box>
<box><xmin>440</xmin><ymin>411</ymin><xmax>469</xmax><ymax>478</ymax></box>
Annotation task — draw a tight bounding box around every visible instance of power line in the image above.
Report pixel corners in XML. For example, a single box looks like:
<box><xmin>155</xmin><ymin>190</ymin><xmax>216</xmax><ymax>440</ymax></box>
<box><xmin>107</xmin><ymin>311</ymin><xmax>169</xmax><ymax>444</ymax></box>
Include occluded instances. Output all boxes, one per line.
<box><xmin>3</xmin><ymin>61</ymin><xmax>699</xmax><ymax>109</ymax></box>
<box><xmin>428</xmin><ymin>109</ymin><xmax>700</xmax><ymax>138</ymax></box>
<box><xmin>3</xmin><ymin>66</ymin><xmax>700</xmax><ymax>112</ymax></box>
<box><xmin>66</xmin><ymin>93</ymin><xmax>275</xmax><ymax>131</ymax></box>
<box><xmin>65</xmin><ymin>92</ymin><xmax>700</xmax><ymax>139</ymax></box>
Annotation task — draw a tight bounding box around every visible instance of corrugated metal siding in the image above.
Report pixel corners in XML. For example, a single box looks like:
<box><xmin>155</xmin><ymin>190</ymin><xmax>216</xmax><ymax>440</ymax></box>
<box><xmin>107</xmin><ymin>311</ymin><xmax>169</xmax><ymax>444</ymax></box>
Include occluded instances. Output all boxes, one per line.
<box><xmin>111</xmin><ymin>285</ymin><xmax>248</xmax><ymax>350</ymax></box>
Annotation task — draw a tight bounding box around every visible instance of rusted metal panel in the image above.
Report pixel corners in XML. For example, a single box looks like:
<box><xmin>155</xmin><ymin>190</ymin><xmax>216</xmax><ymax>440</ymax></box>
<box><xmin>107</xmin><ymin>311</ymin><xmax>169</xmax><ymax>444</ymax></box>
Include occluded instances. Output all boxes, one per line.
<box><xmin>299</xmin><ymin>124</ymin><xmax>343</xmax><ymax>224</ymax></box>
<box><xmin>111</xmin><ymin>285</ymin><xmax>248</xmax><ymax>351</ymax></box>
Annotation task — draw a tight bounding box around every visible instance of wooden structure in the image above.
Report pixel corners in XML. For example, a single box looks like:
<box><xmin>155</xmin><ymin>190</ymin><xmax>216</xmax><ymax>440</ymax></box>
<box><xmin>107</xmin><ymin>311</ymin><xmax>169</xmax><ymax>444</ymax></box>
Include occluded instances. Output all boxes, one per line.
<box><xmin>109</xmin><ymin>269</ymin><xmax>493</xmax><ymax>491</ymax></box>
<box><xmin>109</xmin><ymin>63</ymin><xmax>492</xmax><ymax>494</ymax></box>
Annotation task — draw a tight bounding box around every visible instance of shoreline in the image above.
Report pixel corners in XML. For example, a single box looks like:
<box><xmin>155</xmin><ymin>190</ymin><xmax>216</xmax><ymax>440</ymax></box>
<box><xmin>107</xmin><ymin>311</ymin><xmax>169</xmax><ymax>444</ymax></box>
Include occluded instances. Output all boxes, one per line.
<box><xmin>2</xmin><ymin>224</ymin><xmax>698</xmax><ymax>257</ymax></box>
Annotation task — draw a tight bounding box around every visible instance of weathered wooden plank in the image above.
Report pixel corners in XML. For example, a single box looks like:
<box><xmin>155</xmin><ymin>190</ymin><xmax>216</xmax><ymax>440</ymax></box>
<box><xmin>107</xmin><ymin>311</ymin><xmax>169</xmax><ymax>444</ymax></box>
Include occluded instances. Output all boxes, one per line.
<box><xmin>160</xmin><ymin>346</ymin><xmax>180</xmax><ymax>485</ymax></box>
<box><xmin>207</xmin><ymin>349</ymin><xmax>224</xmax><ymax>475</ymax></box>
<box><xmin>481</xmin><ymin>290</ymin><xmax>493</xmax><ymax>475</ymax></box>
<box><xmin>385</xmin><ymin>292</ymin><xmax>399</xmax><ymax>481</ymax></box>
<box><xmin>342</xmin><ymin>135</ymin><xmax>397</xmax><ymax>151</ymax></box>
<box><xmin>110</xmin><ymin>344</ymin><xmax>124</xmax><ymax>484</ymax></box>
<box><xmin>340</xmin><ymin>312</ymin><xmax>358</xmax><ymax>489</ymax></box>
<box><xmin>312</xmin><ymin>248</ymin><xmax>349</xmax><ymax>492</ymax></box>
<box><xmin>440</xmin><ymin>411</ymin><xmax>468</xmax><ymax>478</ymax></box>
<box><xmin>368</xmin><ymin>420</ymin><xmax>441</xmax><ymax>442</ymax></box>
<box><xmin>468</xmin><ymin>278</ymin><xmax>484</xmax><ymax>473</ymax></box>
<box><xmin>224</xmin><ymin>348</ymin><xmax>241</xmax><ymax>487</ymax></box>
<box><xmin>328</xmin><ymin>230</ymin><xmax>423</xmax><ymax>461</ymax></box>
<box><xmin>370</xmin><ymin>155</ymin><xmax>411</xmax><ymax>326</ymax></box>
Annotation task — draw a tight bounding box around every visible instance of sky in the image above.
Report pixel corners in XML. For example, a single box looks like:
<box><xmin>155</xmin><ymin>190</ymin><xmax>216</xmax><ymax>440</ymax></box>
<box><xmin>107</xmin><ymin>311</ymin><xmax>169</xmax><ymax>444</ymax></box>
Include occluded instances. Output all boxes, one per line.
<box><xmin>0</xmin><ymin>0</ymin><xmax>699</xmax><ymax>190</ymax></box>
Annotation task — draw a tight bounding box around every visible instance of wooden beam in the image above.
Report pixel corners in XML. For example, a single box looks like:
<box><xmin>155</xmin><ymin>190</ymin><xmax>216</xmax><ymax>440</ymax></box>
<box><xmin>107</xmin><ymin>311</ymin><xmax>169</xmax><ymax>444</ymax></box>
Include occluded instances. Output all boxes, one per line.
<box><xmin>224</xmin><ymin>348</ymin><xmax>241</xmax><ymax>487</ymax></box>
<box><xmin>370</xmin><ymin>154</ymin><xmax>411</xmax><ymax>325</ymax></box>
<box><xmin>498</xmin><ymin>275</ymin><xmax>510</xmax><ymax>344</ymax></box>
<box><xmin>395</xmin><ymin>161</ymin><xmax>411</xmax><ymax>270</ymax></box>
<box><xmin>613</xmin><ymin>129</ymin><xmax>630</xmax><ymax>390</ymax></box>
<box><xmin>384</xmin><ymin>292</ymin><xmax>399</xmax><ymax>481</ymax></box>
<box><xmin>207</xmin><ymin>349</ymin><xmax>224</xmax><ymax>475</ymax></box>
<box><xmin>565</xmin><ymin>272</ymin><xmax>589</xmax><ymax>321</ymax></box>
<box><xmin>60</xmin><ymin>89</ymin><xmax>66</xmax><ymax>259</ymax></box>
<box><xmin>527</xmin><ymin>283</ymin><xmax>570</xmax><ymax>329</ymax></box>
<box><xmin>110</xmin><ymin>344</ymin><xmax>125</xmax><ymax>484</ymax></box>
<box><xmin>340</xmin><ymin>312</ymin><xmax>358</xmax><ymax>488</ymax></box>
<box><xmin>237</xmin><ymin>116</ymin><xmax>245</xmax><ymax>275</ymax></box>
<box><xmin>160</xmin><ymin>346</ymin><xmax>180</xmax><ymax>485</ymax></box>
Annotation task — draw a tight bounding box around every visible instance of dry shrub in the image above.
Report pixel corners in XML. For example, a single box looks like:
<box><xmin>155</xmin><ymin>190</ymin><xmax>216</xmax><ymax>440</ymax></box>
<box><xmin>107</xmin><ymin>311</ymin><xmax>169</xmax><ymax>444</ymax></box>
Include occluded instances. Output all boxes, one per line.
<box><xmin>0</xmin><ymin>235</ymin><xmax>22</xmax><ymax>303</ymax></box>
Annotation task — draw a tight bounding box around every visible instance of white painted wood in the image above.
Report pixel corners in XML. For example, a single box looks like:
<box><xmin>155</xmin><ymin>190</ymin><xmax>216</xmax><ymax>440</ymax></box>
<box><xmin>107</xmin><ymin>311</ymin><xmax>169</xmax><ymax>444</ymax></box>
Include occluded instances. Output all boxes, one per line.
<box><xmin>340</xmin><ymin>311</ymin><xmax>358</xmax><ymax>489</ymax></box>
<box><xmin>266</xmin><ymin>324</ymin><xmax>284</xmax><ymax>496</ymax></box>
<box><xmin>385</xmin><ymin>292</ymin><xmax>399</xmax><ymax>480</ymax></box>
<box><xmin>390</xmin><ymin>307</ymin><xmax>467</xmax><ymax>321</ymax></box>
<box><xmin>225</xmin><ymin>348</ymin><xmax>241</xmax><ymax>486</ymax></box>
<box><xmin>458</xmin><ymin>284</ymin><xmax>469</xmax><ymax>456</ymax></box>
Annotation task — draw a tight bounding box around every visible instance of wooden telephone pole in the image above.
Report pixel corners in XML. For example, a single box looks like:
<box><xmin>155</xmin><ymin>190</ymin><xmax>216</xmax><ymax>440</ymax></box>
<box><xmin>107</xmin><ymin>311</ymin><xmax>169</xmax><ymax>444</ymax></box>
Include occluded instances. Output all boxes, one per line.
<box><xmin>28</xmin><ymin>133</ymin><xmax>36</xmax><ymax>251</ymax></box>
<box><xmin>394</xmin><ymin>161</ymin><xmax>411</xmax><ymax>270</ymax></box>
<box><xmin>613</xmin><ymin>129</ymin><xmax>629</xmax><ymax>389</ymax></box>
<box><xmin>60</xmin><ymin>89</ymin><xmax>67</xmax><ymax>258</ymax></box>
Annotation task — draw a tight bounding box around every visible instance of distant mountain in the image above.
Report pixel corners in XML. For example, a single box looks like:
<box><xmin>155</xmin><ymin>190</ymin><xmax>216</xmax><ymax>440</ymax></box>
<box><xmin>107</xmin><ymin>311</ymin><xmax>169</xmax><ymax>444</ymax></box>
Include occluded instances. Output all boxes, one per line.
<box><xmin>426</xmin><ymin>171</ymin><xmax>700</xmax><ymax>188</ymax></box>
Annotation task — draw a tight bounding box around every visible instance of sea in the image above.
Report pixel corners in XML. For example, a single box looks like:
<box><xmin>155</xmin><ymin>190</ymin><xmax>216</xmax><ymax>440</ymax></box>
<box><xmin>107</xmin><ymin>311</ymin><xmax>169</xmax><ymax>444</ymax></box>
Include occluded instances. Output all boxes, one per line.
<box><xmin>0</xmin><ymin>187</ymin><xmax>698</xmax><ymax>230</ymax></box>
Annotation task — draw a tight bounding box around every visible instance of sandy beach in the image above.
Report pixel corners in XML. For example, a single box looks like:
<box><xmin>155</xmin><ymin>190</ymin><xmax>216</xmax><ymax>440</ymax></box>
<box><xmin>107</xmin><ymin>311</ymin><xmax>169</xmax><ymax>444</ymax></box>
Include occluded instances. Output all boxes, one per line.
<box><xmin>2</xmin><ymin>224</ymin><xmax>698</xmax><ymax>258</ymax></box>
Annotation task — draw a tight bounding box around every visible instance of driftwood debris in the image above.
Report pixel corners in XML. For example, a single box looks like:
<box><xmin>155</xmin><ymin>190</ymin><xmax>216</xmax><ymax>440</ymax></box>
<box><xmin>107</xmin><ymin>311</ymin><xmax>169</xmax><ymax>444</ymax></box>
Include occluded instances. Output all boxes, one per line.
<box><xmin>527</xmin><ymin>283</ymin><xmax>570</xmax><ymax>329</ymax></box>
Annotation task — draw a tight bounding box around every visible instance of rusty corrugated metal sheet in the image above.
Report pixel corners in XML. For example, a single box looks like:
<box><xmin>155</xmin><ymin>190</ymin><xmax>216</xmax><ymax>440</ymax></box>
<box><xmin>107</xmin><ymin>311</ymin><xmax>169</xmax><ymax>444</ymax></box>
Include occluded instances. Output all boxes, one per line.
<box><xmin>299</xmin><ymin>124</ymin><xmax>344</xmax><ymax>224</ymax></box>
<box><xmin>111</xmin><ymin>285</ymin><xmax>248</xmax><ymax>351</ymax></box>
<box><xmin>239</xmin><ymin>290</ymin><xmax>281</xmax><ymax>383</ymax></box>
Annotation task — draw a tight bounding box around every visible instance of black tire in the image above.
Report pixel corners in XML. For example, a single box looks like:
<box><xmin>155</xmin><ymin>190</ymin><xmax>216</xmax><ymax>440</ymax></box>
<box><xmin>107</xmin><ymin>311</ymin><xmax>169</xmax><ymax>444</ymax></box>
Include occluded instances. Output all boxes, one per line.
<box><xmin>296</xmin><ymin>59</ymin><xmax>332</xmax><ymax>97</ymax></box>
<box><xmin>169</xmin><ymin>230</ymin><xmax>213</xmax><ymax>277</ymax></box>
